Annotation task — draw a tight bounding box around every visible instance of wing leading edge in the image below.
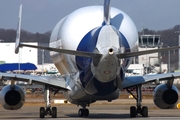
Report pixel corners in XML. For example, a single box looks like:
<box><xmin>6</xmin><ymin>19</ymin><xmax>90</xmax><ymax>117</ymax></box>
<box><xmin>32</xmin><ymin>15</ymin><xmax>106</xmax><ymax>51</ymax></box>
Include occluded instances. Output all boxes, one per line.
<box><xmin>117</xmin><ymin>46</ymin><xmax>180</xmax><ymax>59</ymax></box>
<box><xmin>0</xmin><ymin>72</ymin><xmax>69</xmax><ymax>91</ymax></box>
<box><xmin>122</xmin><ymin>72</ymin><xmax>180</xmax><ymax>89</ymax></box>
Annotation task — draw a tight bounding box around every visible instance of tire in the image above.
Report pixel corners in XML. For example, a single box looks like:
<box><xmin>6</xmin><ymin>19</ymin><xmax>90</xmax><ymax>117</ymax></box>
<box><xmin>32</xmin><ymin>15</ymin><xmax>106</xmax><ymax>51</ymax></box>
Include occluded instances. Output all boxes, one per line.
<box><xmin>142</xmin><ymin>106</ymin><xmax>148</xmax><ymax>117</ymax></box>
<box><xmin>78</xmin><ymin>109</ymin><xmax>84</xmax><ymax>117</ymax></box>
<box><xmin>130</xmin><ymin>106</ymin><xmax>136</xmax><ymax>118</ymax></box>
<box><xmin>84</xmin><ymin>109</ymin><xmax>89</xmax><ymax>116</ymax></box>
<box><xmin>40</xmin><ymin>107</ymin><xmax>45</xmax><ymax>118</ymax></box>
<box><xmin>52</xmin><ymin>107</ymin><xmax>57</xmax><ymax>118</ymax></box>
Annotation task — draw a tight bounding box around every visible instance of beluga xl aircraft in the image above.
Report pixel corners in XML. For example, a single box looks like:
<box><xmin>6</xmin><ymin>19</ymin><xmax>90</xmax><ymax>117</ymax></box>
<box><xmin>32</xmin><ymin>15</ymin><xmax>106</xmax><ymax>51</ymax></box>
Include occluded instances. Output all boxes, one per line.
<box><xmin>0</xmin><ymin>0</ymin><xmax>180</xmax><ymax>118</ymax></box>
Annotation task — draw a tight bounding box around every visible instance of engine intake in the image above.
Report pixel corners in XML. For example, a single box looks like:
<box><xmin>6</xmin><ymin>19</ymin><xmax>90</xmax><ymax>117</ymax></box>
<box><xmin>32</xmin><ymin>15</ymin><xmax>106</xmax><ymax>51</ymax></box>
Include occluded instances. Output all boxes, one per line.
<box><xmin>0</xmin><ymin>85</ymin><xmax>25</xmax><ymax>110</ymax></box>
<box><xmin>153</xmin><ymin>84</ymin><xmax>179</xmax><ymax>109</ymax></box>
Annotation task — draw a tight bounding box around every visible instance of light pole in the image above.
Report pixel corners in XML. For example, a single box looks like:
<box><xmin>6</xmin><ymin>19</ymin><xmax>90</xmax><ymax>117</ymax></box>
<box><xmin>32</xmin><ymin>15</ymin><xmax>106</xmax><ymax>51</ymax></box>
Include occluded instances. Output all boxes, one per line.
<box><xmin>42</xmin><ymin>50</ymin><xmax>44</xmax><ymax>75</ymax></box>
<box><xmin>146</xmin><ymin>45</ymin><xmax>148</xmax><ymax>74</ymax></box>
<box><xmin>175</xmin><ymin>31</ymin><xmax>180</xmax><ymax>70</ymax></box>
<box><xmin>18</xmin><ymin>47</ymin><xmax>22</xmax><ymax>74</ymax></box>
<box><xmin>168</xmin><ymin>46</ymin><xmax>170</xmax><ymax>73</ymax></box>
<box><xmin>158</xmin><ymin>42</ymin><xmax>163</xmax><ymax>73</ymax></box>
<box><xmin>143</xmin><ymin>45</ymin><xmax>148</xmax><ymax>74</ymax></box>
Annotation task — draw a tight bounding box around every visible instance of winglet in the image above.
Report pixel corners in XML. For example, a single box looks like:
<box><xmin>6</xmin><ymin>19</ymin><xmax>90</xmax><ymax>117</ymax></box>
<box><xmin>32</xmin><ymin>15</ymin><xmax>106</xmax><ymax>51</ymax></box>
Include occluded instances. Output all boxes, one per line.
<box><xmin>103</xmin><ymin>0</ymin><xmax>111</xmax><ymax>25</ymax></box>
<box><xmin>15</xmin><ymin>4</ymin><xmax>22</xmax><ymax>54</ymax></box>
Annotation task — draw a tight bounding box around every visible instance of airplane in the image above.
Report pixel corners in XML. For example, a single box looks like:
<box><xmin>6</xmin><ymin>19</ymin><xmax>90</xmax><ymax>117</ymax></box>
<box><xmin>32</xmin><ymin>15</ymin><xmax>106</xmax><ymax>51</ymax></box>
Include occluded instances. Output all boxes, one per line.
<box><xmin>0</xmin><ymin>0</ymin><xmax>180</xmax><ymax>118</ymax></box>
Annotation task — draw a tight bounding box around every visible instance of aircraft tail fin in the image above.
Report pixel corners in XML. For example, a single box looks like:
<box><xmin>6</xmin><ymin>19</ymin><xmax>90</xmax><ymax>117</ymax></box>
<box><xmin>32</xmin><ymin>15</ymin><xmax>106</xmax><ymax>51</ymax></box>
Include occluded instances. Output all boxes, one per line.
<box><xmin>15</xmin><ymin>4</ymin><xmax>22</xmax><ymax>54</ymax></box>
<box><xmin>103</xmin><ymin>0</ymin><xmax>111</xmax><ymax>25</ymax></box>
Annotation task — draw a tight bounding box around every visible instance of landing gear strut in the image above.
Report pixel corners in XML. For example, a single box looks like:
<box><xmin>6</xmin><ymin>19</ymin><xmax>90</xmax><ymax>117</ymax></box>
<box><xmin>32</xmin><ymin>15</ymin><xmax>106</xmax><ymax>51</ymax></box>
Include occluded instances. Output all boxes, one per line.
<box><xmin>127</xmin><ymin>84</ymin><xmax>148</xmax><ymax>118</ymax></box>
<box><xmin>39</xmin><ymin>85</ymin><xmax>57</xmax><ymax>118</ymax></box>
<box><xmin>78</xmin><ymin>102</ymin><xmax>89</xmax><ymax>117</ymax></box>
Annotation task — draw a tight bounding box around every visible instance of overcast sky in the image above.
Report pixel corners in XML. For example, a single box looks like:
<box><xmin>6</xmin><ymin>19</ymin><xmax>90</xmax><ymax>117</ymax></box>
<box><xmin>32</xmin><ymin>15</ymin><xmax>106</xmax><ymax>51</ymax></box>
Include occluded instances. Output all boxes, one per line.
<box><xmin>1</xmin><ymin>0</ymin><xmax>180</xmax><ymax>33</ymax></box>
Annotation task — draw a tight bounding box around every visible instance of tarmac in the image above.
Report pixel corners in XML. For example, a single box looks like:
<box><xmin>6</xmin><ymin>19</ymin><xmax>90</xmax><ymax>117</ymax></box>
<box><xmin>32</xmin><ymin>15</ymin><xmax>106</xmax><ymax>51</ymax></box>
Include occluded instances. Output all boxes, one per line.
<box><xmin>0</xmin><ymin>97</ymin><xmax>180</xmax><ymax>120</ymax></box>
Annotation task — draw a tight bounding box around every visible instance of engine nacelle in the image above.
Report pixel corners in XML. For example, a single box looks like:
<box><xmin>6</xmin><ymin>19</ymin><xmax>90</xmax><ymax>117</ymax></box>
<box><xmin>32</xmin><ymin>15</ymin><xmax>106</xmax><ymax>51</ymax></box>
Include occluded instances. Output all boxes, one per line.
<box><xmin>0</xmin><ymin>85</ymin><xmax>25</xmax><ymax>110</ymax></box>
<box><xmin>153</xmin><ymin>84</ymin><xmax>179</xmax><ymax>109</ymax></box>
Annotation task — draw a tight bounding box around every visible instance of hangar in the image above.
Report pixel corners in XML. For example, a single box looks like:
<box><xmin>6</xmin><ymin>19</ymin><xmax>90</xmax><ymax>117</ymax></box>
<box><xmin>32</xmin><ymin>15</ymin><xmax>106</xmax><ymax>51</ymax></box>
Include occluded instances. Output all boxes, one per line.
<box><xmin>0</xmin><ymin>42</ymin><xmax>38</xmax><ymax>65</ymax></box>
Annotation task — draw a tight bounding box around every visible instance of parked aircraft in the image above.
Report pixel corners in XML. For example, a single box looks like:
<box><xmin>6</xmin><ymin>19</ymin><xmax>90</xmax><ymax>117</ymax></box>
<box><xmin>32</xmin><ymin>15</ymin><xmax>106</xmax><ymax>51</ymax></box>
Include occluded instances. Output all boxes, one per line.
<box><xmin>0</xmin><ymin>0</ymin><xmax>180</xmax><ymax>118</ymax></box>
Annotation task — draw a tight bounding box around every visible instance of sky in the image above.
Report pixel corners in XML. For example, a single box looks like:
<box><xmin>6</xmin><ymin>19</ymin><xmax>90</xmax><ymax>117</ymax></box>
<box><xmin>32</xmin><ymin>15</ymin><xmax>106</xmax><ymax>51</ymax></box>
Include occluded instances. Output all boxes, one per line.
<box><xmin>1</xmin><ymin>0</ymin><xmax>180</xmax><ymax>33</ymax></box>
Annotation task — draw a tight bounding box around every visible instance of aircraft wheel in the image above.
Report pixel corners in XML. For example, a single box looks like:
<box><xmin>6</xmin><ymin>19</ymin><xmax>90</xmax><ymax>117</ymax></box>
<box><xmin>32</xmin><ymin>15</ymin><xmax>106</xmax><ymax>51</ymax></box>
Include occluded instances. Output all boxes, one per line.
<box><xmin>40</xmin><ymin>107</ymin><xmax>45</xmax><ymax>118</ymax></box>
<box><xmin>52</xmin><ymin>107</ymin><xmax>57</xmax><ymax>118</ymax></box>
<box><xmin>141</xmin><ymin>106</ymin><xmax>148</xmax><ymax>117</ymax></box>
<box><xmin>78</xmin><ymin>109</ymin><xmax>84</xmax><ymax>117</ymax></box>
<box><xmin>84</xmin><ymin>109</ymin><xmax>89</xmax><ymax>116</ymax></box>
<box><xmin>130</xmin><ymin>106</ymin><xmax>136</xmax><ymax>118</ymax></box>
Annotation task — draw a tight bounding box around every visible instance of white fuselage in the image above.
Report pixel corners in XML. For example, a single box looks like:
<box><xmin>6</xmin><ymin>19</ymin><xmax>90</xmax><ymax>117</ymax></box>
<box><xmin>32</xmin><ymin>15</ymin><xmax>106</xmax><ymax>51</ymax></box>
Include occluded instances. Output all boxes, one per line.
<box><xmin>49</xmin><ymin>6</ymin><xmax>138</xmax><ymax>104</ymax></box>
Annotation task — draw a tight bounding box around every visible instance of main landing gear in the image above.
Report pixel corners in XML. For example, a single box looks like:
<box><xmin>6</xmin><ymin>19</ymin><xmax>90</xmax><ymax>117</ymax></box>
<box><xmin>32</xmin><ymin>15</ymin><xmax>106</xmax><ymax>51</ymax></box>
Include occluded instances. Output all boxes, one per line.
<box><xmin>127</xmin><ymin>84</ymin><xmax>148</xmax><ymax>118</ymax></box>
<box><xmin>39</xmin><ymin>85</ymin><xmax>58</xmax><ymax>118</ymax></box>
<box><xmin>78</xmin><ymin>102</ymin><xmax>89</xmax><ymax>117</ymax></box>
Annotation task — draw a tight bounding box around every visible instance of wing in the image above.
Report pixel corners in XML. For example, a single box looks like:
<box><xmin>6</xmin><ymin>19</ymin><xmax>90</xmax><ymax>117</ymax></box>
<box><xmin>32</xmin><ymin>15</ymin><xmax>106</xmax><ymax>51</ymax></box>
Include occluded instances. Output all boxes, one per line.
<box><xmin>0</xmin><ymin>72</ymin><xmax>69</xmax><ymax>91</ymax></box>
<box><xmin>122</xmin><ymin>72</ymin><xmax>180</xmax><ymax>89</ymax></box>
<box><xmin>117</xmin><ymin>46</ymin><xmax>180</xmax><ymax>59</ymax></box>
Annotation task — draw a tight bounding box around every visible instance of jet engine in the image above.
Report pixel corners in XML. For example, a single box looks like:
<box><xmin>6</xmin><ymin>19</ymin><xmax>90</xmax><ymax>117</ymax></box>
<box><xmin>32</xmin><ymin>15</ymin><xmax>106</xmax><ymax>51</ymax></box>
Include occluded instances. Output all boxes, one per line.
<box><xmin>0</xmin><ymin>85</ymin><xmax>25</xmax><ymax>110</ymax></box>
<box><xmin>153</xmin><ymin>84</ymin><xmax>179</xmax><ymax>109</ymax></box>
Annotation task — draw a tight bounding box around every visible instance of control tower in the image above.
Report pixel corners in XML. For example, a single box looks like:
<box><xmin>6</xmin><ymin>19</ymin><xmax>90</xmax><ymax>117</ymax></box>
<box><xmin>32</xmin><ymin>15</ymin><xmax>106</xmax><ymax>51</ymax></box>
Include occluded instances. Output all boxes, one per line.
<box><xmin>138</xmin><ymin>35</ymin><xmax>167</xmax><ymax>74</ymax></box>
<box><xmin>139</xmin><ymin>35</ymin><xmax>160</xmax><ymax>48</ymax></box>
